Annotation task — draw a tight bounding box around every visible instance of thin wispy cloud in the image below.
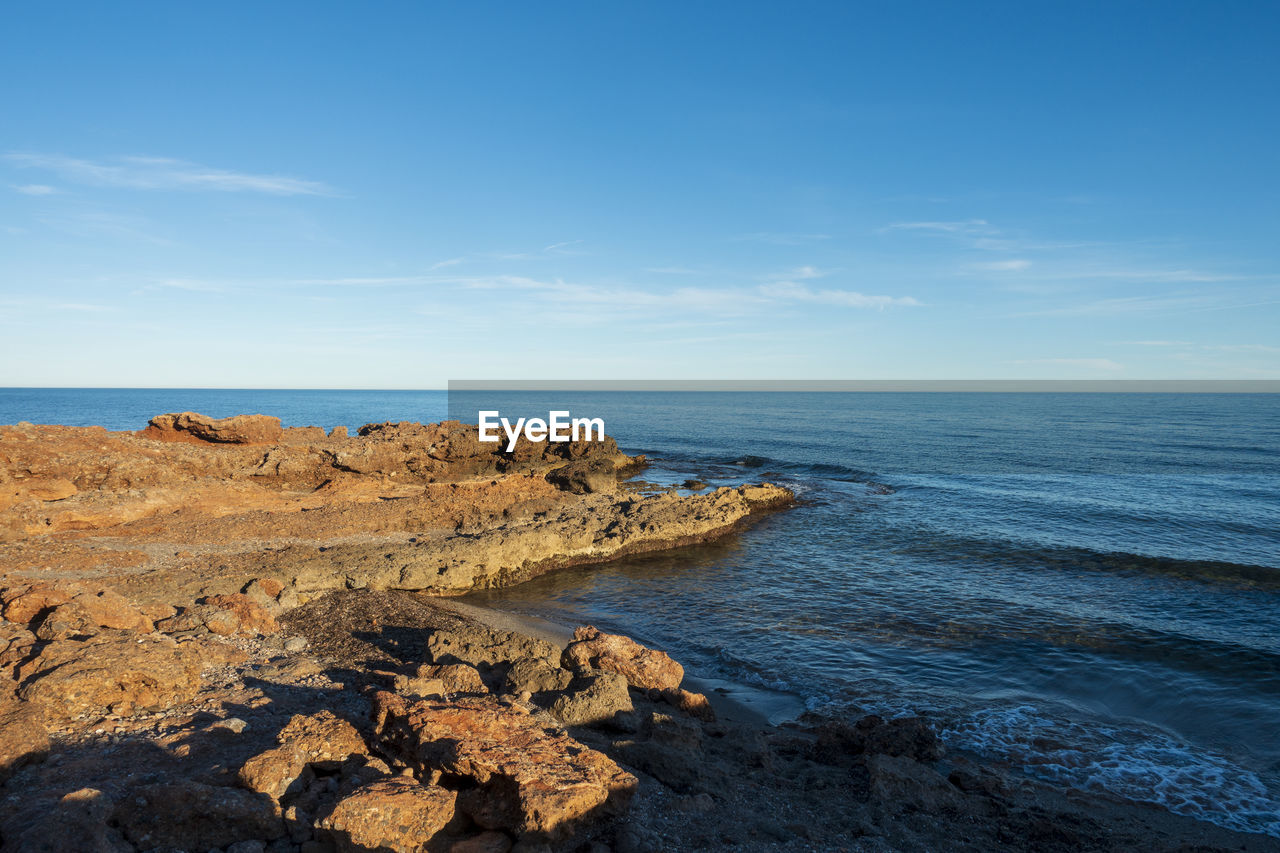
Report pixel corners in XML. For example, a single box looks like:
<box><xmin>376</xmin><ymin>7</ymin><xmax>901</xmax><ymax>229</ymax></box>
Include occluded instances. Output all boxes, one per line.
<box><xmin>976</xmin><ymin>259</ymin><xmax>1031</xmax><ymax>272</ymax></box>
<box><xmin>759</xmin><ymin>281</ymin><xmax>921</xmax><ymax>309</ymax></box>
<box><xmin>880</xmin><ymin>219</ymin><xmax>994</xmax><ymax>235</ymax></box>
<box><xmin>6</xmin><ymin>153</ymin><xmax>333</xmax><ymax>196</ymax></box>
<box><xmin>14</xmin><ymin>184</ymin><xmax>57</xmax><ymax>195</ymax></box>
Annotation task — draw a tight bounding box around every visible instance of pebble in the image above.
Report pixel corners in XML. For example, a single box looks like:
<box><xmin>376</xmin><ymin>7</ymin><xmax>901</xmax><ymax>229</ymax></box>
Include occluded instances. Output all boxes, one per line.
<box><xmin>212</xmin><ymin>717</ymin><xmax>249</xmax><ymax>734</ymax></box>
<box><xmin>284</xmin><ymin>636</ymin><xmax>308</xmax><ymax>653</ymax></box>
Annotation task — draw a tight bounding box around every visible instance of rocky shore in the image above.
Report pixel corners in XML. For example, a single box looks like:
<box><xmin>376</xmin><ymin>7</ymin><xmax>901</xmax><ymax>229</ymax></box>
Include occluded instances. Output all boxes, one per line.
<box><xmin>1</xmin><ymin>414</ymin><xmax>1275</xmax><ymax>852</ymax></box>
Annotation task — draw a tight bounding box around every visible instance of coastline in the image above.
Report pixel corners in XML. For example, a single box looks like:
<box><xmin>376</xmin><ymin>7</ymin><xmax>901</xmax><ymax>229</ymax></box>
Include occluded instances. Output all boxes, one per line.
<box><xmin>432</xmin><ymin>594</ymin><xmax>807</xmax><ymax>727</ymax></box>
<box><xmin>1</xmin><ymin>413</ymin><xmax>1277</xmax><ymax>851</ymax></box>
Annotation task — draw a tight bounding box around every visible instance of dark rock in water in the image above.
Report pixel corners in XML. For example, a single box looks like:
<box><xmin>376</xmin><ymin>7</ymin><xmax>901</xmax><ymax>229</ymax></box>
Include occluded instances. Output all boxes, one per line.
<box><xmin>545</xmin><ymin>458</ymin><xmax>619</xmax><ymax>494</ymax></box>
<box><xmin>865</xmin><ymin>754</ymin><xmax>967</xmax><ymax>815</ymax></box>
<box><xmin>682</xmin><ymin>479</ymin><xmax>710</xmax><ymax>490</ymax></box>
<box><xmin>812</xmin><ymin>714</ymin><xmax>943</xmax><ymax>765</ymax></box>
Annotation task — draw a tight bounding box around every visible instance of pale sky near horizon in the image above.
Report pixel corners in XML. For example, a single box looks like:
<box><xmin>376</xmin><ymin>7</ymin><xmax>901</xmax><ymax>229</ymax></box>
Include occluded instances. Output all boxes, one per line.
<box><xmin>2</xmin><ymin>1</ymin><xmax>1277</xmax><ymax>388</ymax></box>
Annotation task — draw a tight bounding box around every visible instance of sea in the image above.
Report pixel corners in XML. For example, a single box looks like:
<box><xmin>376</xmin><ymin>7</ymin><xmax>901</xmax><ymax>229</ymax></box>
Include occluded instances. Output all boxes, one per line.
<box><xmin>2</xmin><ymin>387</ymin><xmax>1278</xmax><ymax>837</ymax></box>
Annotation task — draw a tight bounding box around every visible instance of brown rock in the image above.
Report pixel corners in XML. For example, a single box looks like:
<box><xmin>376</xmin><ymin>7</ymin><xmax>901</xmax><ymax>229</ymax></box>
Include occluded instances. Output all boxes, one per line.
<box><xmin>245</xmin><ymin>576</ymin><xmax>286</xmax><ymax>601</ymax></box>
<box><xmin>2</xmin><ymin>582</ymin><xmax>80</xmax><ymax>626</ymax></box>
<box><xmin>33</xmin><ymin>600</ymin><xmax>100</xmax><ymax>640</ymax></box>
<box><xmin>421</xmin><ymin>662</ymin><xmax>489</xmax><ymax>694</ymax></box>
<box><xmin>545</xmin><ymin>458</ymin><xmax>618</xmax><ymax>494</ymax></box>
<box><xmin>549</xmin><ymin>671</ymin><xmax>634</xmax><ymax>727</ymax></box>
<box><xmin>658</xmin><ymin>687</ymin><xmax>716</xmax><ymax>722</ymax></box>
<box><xmin>239</xmin><ymin>711</ymin><xmax>370</xmax><ymax>799</ymax></box>
<box><xmin>205</xmin><ymin>592</ymin><xmax>280</xmax><ymax>634</ymax></box>
<box><xmin>562</xmin><ymin>626</ymin><xmax>683</xmax><ymax>691</ymax></box>
<box><xmin>0</xmin><ymin>697</ymin><xmax>49</xmax><ymax>780</ymax></box>
<box><xmin>393</xmin><ymin>673</ymin><xmax>446</xmax><ymax>698</ymax></box>
<box><xmin>155</xmin><ymin>604</ymin><xmax>216</xmax><ymax>634</ymax></box>
<box><xmin>17</xmin><ymin>630</ymin><xmax>204</xmax><ymax>717</ymax></box>
<box><xmin>501</xmin><ymin>657</ymin><xmax>572</xmax><ymax>695</ymax></box>
<box><xmin>113</xmin><ymin>780</ymin><xmax>285</xmax><ymax>850</ymax></box>
<box><xmin>427</xmin><ymin>627</ymin><xmax>559</xmax><ymax>670</ymax></box>
<box><xmin>25</xmin><ymin>477</ymin><xmax>78</xmax><ymax>501</ymax></box>
<box><xmin>0</xmin><ymin>620</ymin><xmax>36</xmax><ymax>672</ymax></box>
<box><xmin>205</xmin><ymin>607</ymin><xmax>242</xmax><ymax>636</ymax></box>
<box><xmin>316</xmin><ymin>777</ymin><xmax>457</xmax><ymax>852</ymax></box>
<box><xmin>70</xmin><ymin>588</ymin><xmax>153</xmax><ymax>632</ymax></box>
<box><xmin>373</xmin><ymin>691</ymin><xmax>637</xmax><ymax>839</ymax></box>
<box><xmin>142</xmin><ymin>411</ymin><xmax>284</xmax><ymax>445</ymax></box>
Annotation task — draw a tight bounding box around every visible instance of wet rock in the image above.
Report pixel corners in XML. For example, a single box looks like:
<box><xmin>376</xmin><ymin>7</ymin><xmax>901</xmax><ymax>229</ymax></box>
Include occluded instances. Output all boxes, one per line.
<box><xmin>813</xmin><ymin>714</ymin><xmax>943</xmax><ymax>764</ymax></box>
<box><xmin>315</xmin><ymin>777</ymin><xmax>457</xmax><ymax>852</ymax></box>
<box><xmin>549</xmin><ymin>671</ymin><xmax>634</xmax><ymax>727</ymax></box>
<box><xmin>372</xmin><ymin>691</ymin><xmax>637</xmax><ymax>840</ymax></box>
<box><xmin>17</xmin><ymin>630</ymin><xmax>204</xmax><ymax>717</ymax></box>
<box><xmin>562</xmin><ymin>626</ymin><xmax>683</xmax><ymax>691</ymax></box>
<box><xmin>142</xmin><ymin>411</ymin><xmax>284</xmax><ymax>445</ymax></box>
<box><xmin>502</xmin><ymin>657</ymin><xmax>572</xmax><ymax>695</ymax></box>
<box><xmin>114</xmin><ymin>780</ymin><xmax>285</xmax><ymax>849</ymax></box>
<box><xmin>0</xmin><ymin>697</ymin><xmax>49</xmax><ymax>780</ymax></box>
<box><xmin>865</xmin><ymin>753</ymin><xmax>966</xmax><ymax>814</ymax></box>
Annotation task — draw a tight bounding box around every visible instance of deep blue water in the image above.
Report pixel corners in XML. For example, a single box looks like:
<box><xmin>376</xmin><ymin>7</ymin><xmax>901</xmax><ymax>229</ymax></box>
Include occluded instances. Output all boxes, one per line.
<box><xmin>3</xmin><ymin>388</ymin><xmax>1279</xmax><ymax>836</ymax></box>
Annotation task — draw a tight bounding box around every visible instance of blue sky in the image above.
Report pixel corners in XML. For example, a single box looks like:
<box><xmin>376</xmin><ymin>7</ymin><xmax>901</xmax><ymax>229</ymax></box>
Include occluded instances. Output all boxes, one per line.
<box><xmin>2</xmin><ymin>1</ymin><xmax>1277</xmax><ymax>387</ymax></box>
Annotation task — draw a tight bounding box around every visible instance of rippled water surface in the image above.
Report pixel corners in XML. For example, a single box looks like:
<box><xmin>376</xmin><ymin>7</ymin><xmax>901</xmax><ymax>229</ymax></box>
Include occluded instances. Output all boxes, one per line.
<box><xmin>4</xmin><ymin>389</ymin><xmax>1278</xmax><ymax>836</ymax></box>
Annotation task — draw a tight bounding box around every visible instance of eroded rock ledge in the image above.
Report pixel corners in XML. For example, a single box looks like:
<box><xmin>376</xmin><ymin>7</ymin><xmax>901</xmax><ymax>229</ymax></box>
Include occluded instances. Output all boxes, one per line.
<box><xmin>0</xmin><ymin>414</ymin><xmax>792</xmax><ymax>603</ymax></box>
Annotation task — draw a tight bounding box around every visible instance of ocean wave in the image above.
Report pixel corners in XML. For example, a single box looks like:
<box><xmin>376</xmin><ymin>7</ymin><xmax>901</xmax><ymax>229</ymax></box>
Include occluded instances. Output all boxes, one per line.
<box><xmin>942</xmin><ymin>704</ymin><xmax>1280</xmax><ymax>838</ymax></box>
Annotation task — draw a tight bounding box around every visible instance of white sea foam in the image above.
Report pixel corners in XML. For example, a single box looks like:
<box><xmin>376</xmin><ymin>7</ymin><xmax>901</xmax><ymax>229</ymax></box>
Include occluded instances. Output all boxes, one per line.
<box><xmin>942</xmin><ymin>704</ymin><xmax>1280</xmax><ymax>837</ymax></box>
